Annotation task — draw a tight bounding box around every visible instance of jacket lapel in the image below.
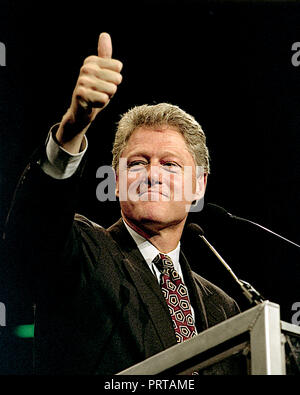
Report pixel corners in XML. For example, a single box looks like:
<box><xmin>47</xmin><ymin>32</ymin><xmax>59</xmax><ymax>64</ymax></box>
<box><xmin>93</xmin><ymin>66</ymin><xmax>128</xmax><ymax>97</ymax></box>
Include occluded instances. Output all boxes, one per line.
<box><xmin>107</xmin><ymin>219</ymin><xmax>177</xmax><ymax>349</ymax></box>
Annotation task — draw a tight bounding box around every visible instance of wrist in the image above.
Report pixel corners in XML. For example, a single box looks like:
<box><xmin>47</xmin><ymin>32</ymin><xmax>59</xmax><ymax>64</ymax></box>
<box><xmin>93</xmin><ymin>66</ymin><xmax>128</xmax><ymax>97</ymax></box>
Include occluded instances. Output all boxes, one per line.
<box><xmin>56</xmin><ymin>111</ymin><xmax>90</xmax><ymax>154</ymax></box>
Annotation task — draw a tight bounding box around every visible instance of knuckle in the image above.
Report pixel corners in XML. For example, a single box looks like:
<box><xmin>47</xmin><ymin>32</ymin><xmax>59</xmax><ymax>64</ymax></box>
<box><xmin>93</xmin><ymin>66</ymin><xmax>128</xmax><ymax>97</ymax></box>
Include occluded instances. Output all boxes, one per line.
<box><xmin>83</xmin><ymin>55</ymin><xmax>98</xmax><ymax>64</ymax></box>
<box><xmin>102</xmin><ymin>92</ymin><xmax>110</xmax><ymax>102</ymax></box>
<box><xmin>94</xmin><ymin>93</ymin><xmax>109</xmax><ymax>107</ymax></box>
<box><xmin>80</xmin><ymin>64</ymin><xmax>95</xmax><ymax>75</ymax></box>
<box><xmin>80</xmin><ymin>65</ymin><xmax>89</xmax><ymax>75</ymax></box>
<box><xmin>77</xmin><ymin>76</ymin><xmax>89</xmax><ymax>86</ymax></box>
<box><xmin>75</xmin><ymin>86</ymin><xmax>86</xmax><ymax>99</ymax></box>
<box><xmin>117</xmin><ymin>73</ymin><xmax>123</xmax><ymax>84</ymax></box>
<box><xmin>111</xmin><ymin>83</ymin><xmax>118</xmax><ymax>94</ymax></box>
<box><xmin>116</xmin><ymin>60</ymin><xmax>123</xmax><ymax>72</ymax></box>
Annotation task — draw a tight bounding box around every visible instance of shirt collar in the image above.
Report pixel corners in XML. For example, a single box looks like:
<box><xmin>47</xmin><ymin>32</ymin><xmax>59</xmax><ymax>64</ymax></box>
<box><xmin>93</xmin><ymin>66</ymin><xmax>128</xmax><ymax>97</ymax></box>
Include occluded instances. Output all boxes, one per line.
<box><xmin>123</xmin><ymin>220</ymin><xmax>181</xmax><ymax>269</ymax></box>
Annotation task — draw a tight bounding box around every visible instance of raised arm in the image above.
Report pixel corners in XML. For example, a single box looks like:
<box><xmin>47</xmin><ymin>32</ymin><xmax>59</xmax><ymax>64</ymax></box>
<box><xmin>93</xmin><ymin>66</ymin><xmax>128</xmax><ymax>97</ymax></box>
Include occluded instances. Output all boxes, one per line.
<box><xmin>3</xmin><ymin>33</ymin><xmax>123</xmax><ymax>297</ymax></box>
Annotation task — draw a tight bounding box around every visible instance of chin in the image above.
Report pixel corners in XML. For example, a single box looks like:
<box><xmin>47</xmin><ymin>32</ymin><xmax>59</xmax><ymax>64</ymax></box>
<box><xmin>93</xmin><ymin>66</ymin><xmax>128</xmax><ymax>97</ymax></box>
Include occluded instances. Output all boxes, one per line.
<box><xmin>126</xmin><ymin>202</ymin><xmax>187</xmax><ymax>228</ymax></box>
<box><xmin>136</xmin><ymin>206</ymin><xmax>169</xmax><ymax>223</ymax></box>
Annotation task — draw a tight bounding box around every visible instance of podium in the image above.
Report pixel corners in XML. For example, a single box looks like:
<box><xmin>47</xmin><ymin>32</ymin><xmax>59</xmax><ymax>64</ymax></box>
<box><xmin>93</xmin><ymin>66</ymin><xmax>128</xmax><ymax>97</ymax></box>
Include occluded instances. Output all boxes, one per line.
<box><xmin>117</xmin><ymin>301</ymin><xmax>300</xmax><ymax>375</ymax></box>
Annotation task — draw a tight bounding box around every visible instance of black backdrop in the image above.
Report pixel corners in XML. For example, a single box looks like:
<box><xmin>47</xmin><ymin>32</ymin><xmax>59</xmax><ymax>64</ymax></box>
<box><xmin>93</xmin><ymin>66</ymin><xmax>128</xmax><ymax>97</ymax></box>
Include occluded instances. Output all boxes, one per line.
<box><xmin>0</xmin><ymin>0</ymin><xmax>300</xmax><ymax>374</ymax></box>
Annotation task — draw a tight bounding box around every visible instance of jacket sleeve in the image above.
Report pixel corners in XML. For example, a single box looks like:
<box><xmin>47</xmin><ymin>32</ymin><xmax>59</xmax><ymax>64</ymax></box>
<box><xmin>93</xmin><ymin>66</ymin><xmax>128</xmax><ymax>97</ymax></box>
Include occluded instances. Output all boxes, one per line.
<box><xmin>2</xmin><ymin>144</ymin><xmax>87</xmax><ymax>302</ymax></box>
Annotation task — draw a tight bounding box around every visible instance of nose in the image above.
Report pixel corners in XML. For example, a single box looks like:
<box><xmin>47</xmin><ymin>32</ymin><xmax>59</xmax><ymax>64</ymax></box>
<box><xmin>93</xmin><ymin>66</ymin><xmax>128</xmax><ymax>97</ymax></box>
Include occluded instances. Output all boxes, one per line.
<box><xmin>146</xmin><ymin>164</ymin><xmax>161</xmax><ymax>186</ymax></box>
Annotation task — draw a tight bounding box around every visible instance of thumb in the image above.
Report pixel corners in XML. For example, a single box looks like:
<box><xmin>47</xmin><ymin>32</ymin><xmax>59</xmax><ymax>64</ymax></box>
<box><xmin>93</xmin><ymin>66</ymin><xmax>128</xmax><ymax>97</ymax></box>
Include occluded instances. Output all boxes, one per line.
<box><xmin>98</xmin><ymin>32</ymin><xmax>112</xmax><ymax>58</ymax></box>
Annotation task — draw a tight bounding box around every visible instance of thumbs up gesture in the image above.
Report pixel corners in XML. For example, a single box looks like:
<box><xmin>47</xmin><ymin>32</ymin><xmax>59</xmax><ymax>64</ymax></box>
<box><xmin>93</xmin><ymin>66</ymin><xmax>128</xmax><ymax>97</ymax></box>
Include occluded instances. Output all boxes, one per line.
<box><xmin>76</xmin><ymin>32</ymin><xmax>122</xmax><ymax>112</ymax></box>
<box><xmin>56</xmin><ymin>33</ymin><xmax>123</xmax><ymax>152</ymax></box>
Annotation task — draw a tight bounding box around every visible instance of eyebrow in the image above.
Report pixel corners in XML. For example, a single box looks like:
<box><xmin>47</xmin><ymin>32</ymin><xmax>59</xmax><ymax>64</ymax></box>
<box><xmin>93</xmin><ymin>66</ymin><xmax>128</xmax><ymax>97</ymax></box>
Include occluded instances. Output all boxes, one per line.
<box><xmin>124</xmin><ymin>149</ymin><xmax>187</xmax><ymax>159</ymax></box>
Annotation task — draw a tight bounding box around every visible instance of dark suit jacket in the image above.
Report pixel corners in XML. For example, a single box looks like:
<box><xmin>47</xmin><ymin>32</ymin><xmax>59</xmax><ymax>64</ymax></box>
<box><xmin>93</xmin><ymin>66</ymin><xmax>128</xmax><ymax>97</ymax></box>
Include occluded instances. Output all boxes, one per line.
<box><xmin>4</xmin><ymin>157</ymin><xmax>240</xmax><ymax>375</ymax></box>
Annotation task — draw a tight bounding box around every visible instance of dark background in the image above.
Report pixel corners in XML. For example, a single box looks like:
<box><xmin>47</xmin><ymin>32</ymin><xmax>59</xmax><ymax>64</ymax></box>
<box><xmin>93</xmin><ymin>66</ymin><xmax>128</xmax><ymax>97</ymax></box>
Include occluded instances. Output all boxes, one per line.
<box><xmin>0</xmin><ymin>0</ymin><xmax>300</xmax><ymax>374</ymax></box>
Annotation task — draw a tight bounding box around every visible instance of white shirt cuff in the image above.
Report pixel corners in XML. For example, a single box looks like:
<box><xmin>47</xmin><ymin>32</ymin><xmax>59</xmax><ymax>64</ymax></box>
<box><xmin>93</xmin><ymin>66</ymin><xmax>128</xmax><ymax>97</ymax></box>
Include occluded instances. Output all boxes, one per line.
<box><xmin>40</xmin><ymin>123</ymin><xmax>88</xmax><ymax>179</ymax></box>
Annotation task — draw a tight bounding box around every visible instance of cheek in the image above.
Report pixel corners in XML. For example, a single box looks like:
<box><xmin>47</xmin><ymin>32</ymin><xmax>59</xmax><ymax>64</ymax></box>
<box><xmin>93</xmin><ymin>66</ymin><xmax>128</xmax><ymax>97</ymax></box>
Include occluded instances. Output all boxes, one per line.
<box><xmin>170</xmin><ymin>174</ymin><xmax>182</xmax><ymax>190</ymax></box>
<box><xmin>127</xmin><ymin>171</ymin><xmax>143</xmax><ymax>184</ymax></box>
<box><xmin>117</xmin><ymin>171</ymin><xmax>146</xmax><ymax>201</ymax></box>
<box><xmin>181</xmin><ymin>171</ymin><xmax>198</xmax><ymax>202</ymax></box>
<box><xmin>160</xmin><ymin>172</ymin><xmax>196</xmax><ymax>201</ymax></box>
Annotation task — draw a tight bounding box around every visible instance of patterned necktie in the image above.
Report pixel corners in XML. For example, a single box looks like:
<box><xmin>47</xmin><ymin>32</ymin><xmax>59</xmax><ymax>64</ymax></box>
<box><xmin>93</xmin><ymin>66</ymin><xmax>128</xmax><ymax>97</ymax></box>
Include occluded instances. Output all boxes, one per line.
<box><xmin>153</xmin><ymin>253</ymin><xmax>197</xmax><ymax>343</ymax></box>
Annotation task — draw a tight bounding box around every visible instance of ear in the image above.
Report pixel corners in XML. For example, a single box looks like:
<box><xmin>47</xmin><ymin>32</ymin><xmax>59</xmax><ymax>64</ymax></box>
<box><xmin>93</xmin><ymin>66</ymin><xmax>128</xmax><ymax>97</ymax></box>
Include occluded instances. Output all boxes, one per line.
<box><xmin>194</xmin><ymin>173</ymin><xmax>207</xmax><ymax>202</ymax></box>
<box><xmin>114</xmin><ymin>168</ymin><xmax>119</xmax><ymax>199</ymax></box>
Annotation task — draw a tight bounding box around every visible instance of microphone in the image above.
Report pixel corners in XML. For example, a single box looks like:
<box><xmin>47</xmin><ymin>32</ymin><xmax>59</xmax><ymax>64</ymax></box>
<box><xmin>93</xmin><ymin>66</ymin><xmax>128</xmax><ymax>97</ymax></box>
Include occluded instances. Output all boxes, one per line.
<box><xmin>186</xmin><ymin>223</ymin><xmax>265</xmax><ymax>306</ymax></box>
<box><xmin>207</xmin><ymin>203</ymin><xmax>300</xmax><ymax>249</ymax></box>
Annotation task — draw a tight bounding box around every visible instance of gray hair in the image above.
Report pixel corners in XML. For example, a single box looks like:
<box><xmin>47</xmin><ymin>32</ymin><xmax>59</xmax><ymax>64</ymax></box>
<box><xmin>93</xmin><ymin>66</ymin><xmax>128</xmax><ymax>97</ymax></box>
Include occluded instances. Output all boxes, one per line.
<box><xmin>112</xmin><ymin>103</ymin><xmax>210</xmax><ymax>174</ymax></box>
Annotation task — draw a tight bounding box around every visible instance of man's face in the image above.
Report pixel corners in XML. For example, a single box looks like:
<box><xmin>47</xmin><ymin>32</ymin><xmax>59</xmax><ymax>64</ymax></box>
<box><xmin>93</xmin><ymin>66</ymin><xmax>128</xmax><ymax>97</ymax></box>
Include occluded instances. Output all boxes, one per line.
<box><xmin>115</xmin><ymin>126</ymin><xmax>207</xmax><ymax>233</ymax></box>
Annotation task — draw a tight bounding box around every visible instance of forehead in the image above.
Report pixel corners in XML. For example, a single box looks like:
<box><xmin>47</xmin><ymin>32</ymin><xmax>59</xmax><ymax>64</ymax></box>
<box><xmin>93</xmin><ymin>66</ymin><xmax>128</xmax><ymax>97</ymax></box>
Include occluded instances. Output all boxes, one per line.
<box><xmin>123</xmin><ymin>125</ymin><xmax>190</xmax><ymax>154</ymax></box>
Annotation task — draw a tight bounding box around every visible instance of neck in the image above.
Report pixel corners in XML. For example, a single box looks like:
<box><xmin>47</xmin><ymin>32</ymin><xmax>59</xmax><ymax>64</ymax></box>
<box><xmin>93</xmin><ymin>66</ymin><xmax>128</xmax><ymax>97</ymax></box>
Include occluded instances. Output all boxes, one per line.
<box><xmin>122</xmin><ymin>216</ymin><xmax>185</xmax><ymax>253</ymax></box>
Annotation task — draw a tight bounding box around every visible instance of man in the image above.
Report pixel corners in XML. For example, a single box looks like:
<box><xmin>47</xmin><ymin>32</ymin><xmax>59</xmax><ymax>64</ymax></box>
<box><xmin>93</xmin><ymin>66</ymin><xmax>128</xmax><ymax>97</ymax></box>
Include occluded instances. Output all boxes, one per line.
<box><xmin>4</xmin><ymin>33</ymin><xmax>240</xmax><ymax>375</ymax></box>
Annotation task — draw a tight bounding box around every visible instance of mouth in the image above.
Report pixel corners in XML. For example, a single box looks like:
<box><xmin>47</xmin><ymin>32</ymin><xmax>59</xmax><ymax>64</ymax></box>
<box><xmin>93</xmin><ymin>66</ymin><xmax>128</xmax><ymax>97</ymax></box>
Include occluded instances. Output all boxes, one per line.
<box><xmin>138</xmin><ymin>189</ymin><xmax>169</xmax><ymax>199</ymax></box>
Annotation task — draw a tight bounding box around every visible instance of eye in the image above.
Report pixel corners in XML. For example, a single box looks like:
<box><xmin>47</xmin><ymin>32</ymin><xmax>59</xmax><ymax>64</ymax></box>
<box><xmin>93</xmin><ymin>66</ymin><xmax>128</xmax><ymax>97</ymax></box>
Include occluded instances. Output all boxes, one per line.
<box><xmin>127</xmin><ymin>160</ymin><xmax>148</xmax><ymax>172</ymax></box>
<box><xmin>162</xmin><ymin>162</ymin><xmax>182</xmax><ymax>173</ymax></box>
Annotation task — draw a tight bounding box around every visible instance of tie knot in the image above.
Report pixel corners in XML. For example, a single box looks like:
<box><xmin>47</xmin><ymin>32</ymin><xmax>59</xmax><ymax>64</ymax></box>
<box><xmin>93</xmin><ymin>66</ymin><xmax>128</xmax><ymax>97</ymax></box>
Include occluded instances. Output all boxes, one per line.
<box><xmin>153</xmin><ymin>253</ymin><xmax>174</xmax><ymax>275</ymax></box>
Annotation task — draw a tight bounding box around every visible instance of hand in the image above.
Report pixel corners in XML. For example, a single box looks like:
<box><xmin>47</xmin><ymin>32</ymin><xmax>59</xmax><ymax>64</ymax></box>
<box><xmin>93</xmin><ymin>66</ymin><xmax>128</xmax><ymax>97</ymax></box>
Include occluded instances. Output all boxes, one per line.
<box><xmin>73</xmin><ymin>32</ymin><xmax>123</xmax><ymax>120</ymax></box>
<box><xmin>56</xmin><ymin>33</ymin><xmax>123</xmax><ymax>152</ymax></box>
